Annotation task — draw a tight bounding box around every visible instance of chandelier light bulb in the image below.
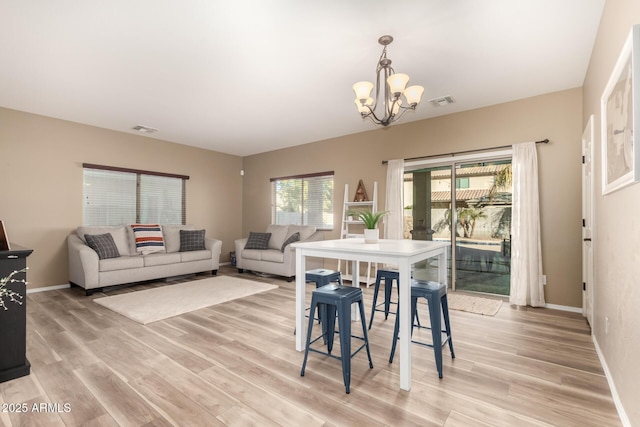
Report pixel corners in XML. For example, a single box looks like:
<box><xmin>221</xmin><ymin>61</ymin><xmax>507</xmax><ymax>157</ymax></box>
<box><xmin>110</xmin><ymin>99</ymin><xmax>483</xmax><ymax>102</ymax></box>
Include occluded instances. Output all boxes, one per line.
<box><xmin>404</xmin><ymin>85</ymin><xmax>425</xmax><ymax>106</ymax></box>
<box><xmin>353</xmin><ymin>81</ymin><xmax>374</xmax><ymax>102</ymax></box>
<box><xmin>387</xmin><ymin>73</ymin><xmax>410</xmax><ymax>97</ymax></box>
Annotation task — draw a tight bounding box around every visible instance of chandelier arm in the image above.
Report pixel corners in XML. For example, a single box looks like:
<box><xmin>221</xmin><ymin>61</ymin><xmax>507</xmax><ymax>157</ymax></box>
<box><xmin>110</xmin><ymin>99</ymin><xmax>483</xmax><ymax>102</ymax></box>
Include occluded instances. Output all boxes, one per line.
<box><xmin>392</xmin><ymin>107</ymin><xmax>411</xmax><ymax>123</ymax></box>
<box><xmin>383</xmin><ymin>64</ymin><xmax>391</xmax><ymax>118</ymax></box>
<box><xmin>364</xmin><ymin>105</ymin><xmax>384</xmax><ymax>125</ymax></box>
<box><xmin>371</xmin><ymin>64</ymin><xmax>382</xmax><ymax>112</ymax></box>
<box><xmin>398</xmin><ymin>103</ymin><xmax>418</xmax><ymax>111</ymax></box>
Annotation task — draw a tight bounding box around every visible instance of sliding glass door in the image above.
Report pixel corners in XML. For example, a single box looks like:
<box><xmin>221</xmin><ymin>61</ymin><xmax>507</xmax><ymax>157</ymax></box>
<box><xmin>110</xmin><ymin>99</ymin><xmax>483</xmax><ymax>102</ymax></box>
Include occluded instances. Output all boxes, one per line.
<box><xmin>404</xmin><ymin>165</ymin><xmax>453</xmax><ymax>284</ymax></box>
<box><xmin>404</xmin><ymin>157</ymin><xmax>512</xmax><ymax>295</ymax></box>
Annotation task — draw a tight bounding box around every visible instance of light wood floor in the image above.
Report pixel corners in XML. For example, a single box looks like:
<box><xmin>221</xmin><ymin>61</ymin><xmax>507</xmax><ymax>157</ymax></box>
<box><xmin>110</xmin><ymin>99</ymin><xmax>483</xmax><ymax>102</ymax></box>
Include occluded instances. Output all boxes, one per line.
<box><xmin>0</xmin><ymin>266</ymin><xmax>621</xmax><ymax>426</ymax></box>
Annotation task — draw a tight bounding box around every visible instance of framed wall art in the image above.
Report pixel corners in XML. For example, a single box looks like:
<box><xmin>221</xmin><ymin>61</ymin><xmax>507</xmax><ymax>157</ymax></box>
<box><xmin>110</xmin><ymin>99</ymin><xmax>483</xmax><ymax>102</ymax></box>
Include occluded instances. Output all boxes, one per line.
<box><xmin>0</xmin><ymin>221</ymin><xmax>10</xmax><ymax>251</ymax></box>
<box><xmin>601</xmin><ymin>25</ymin><xmax>640</xmax><ymax>195</ymax></box>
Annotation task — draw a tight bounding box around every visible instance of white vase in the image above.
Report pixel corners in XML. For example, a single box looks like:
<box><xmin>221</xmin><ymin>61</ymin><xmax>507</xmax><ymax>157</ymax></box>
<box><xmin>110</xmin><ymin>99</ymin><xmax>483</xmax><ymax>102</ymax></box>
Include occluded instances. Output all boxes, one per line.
<box><xmin>364</xmin><ymin>228</ymin><xmax>379</xmax><ymax>243</ymax></box>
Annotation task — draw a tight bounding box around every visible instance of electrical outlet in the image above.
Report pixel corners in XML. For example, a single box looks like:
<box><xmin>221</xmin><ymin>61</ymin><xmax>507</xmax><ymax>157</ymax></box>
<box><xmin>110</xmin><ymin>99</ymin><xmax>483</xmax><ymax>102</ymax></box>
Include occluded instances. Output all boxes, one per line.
<box><xmin>605</xmin><ymin>316</ymin><xmax>609</xmax><ymax>335</ymax></box>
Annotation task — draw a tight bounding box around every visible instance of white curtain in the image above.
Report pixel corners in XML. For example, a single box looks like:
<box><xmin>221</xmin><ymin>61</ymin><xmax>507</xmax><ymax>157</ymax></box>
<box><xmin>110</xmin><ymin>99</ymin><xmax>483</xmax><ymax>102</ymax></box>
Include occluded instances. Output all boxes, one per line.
<box><xmin>510</xmin><ymin>142</ymin><xmax>545</xmax><ymax>307</ymax></box>
<box><xmin>384</xmin><ymin>159</ymin><xmax>404</xmax><ymax>239</ymax></box>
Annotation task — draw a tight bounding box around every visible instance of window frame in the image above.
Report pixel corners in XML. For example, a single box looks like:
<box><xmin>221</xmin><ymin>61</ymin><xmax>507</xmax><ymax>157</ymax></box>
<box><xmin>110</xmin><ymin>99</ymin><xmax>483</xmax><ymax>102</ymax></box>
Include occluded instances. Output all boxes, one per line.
<box><xmin>82</xmin><ymin>163</ymin><xmax>189</xmax><ymax>226</ymax></box>
<box><xmin>270</xmin><ymin>171</ymin><xmax>334</xmax><ymax>230</ymax></box>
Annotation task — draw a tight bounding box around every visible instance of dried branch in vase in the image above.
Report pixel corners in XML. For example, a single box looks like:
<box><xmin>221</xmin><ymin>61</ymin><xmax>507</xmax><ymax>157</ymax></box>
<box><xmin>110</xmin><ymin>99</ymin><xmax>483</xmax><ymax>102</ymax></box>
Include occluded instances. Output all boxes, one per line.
<box><xmin>0</xmin><ymin>267</ymin><xmax>27</xmax><ymax>310</ymax></box>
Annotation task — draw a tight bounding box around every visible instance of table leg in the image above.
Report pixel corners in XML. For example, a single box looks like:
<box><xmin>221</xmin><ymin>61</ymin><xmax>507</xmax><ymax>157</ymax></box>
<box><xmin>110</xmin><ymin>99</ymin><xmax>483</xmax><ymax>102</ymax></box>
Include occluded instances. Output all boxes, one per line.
<box><xmin>439</xmin><ymin>249</ymin><xmax>448</xmax><ymax>288</ymax></box>
<box><xmin>351</xmin><ymin>259</ymin><xmax>360</xmax><ymax>321</ymax></box>
<box><xmin>295</xmin><ymin>250</ymin><xmax>306</xmax><ymax>351</ymax></box>
<box><xmin>398</xmin><ymin>258</ymin><xmax>412</xmax><ymax>391</ymax></box>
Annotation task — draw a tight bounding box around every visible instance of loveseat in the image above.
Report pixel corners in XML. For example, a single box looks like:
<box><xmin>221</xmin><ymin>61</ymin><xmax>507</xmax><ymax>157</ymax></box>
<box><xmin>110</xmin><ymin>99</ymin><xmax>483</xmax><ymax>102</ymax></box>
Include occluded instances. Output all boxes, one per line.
<box><xmin>234</xmin><ymin>224</ymin><xmax>324</xmax><ymax>281</ymax></box>
<box><xmin>68</xmin><ymin>224</ymin><xmax>222</xmax><ymax>295</ymax></box>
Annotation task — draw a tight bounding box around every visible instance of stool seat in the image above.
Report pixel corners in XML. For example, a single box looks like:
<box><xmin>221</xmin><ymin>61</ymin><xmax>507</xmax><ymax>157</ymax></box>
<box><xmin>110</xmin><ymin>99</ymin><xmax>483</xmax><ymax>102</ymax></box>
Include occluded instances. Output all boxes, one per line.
<box><xmin>300</xmin><ymin>284</ymin><xmax>373</xmax><ymax>394</ymax></box>
<box><xmin>389</xmin><ymin>280</ymin><xmax>455</xmax><ymax>379</ymax></box>
<box><xmin>305</xmin><ymin>269</ymin><xmax>343</xmax><ymax>287</ymax></box>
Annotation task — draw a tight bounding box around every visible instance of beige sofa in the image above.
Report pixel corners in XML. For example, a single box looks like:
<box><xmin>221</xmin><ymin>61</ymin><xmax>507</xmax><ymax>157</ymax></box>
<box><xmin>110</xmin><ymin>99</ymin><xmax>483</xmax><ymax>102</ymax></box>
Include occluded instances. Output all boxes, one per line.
<box><xmin>234</xmin><ymin>224</ymin><xmax>324</xmax><ymax>281</ymax></box>
<box><xmin>68</xmin><ymin>224</ymin><xmax>222</xmax><ymax>295</ymax></box>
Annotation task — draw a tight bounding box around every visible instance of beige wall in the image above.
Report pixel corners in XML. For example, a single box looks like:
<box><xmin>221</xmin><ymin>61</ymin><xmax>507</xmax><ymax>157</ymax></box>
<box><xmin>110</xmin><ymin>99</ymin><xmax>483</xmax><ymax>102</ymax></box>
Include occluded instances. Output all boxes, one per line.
<box><xmin>243</xmin><ymin>87</ymin><xmax>583</xmax><ymax>307</ymax></box>
<box><xmin>0</xmin><ymin>107</ymin><xmax>243</xmax><ymax>289</ymax></box>
<box><xmin>582</xmin><ymin>0</ymin><xmax>640</xmax><ymax>424</ymax></box>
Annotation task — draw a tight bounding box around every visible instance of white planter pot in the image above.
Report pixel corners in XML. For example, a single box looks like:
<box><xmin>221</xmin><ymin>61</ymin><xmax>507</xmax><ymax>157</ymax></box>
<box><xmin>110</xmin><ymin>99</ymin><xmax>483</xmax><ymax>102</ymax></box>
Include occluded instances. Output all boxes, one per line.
<box><xmin>364</xmin><ymin>228</ymin><xmax>379</xmax><ymax>244</ymax></box>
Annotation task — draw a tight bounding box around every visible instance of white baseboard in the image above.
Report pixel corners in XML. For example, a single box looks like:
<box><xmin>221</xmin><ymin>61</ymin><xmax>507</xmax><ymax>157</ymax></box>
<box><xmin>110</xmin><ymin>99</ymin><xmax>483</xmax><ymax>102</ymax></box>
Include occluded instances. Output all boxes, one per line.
<box><xmin>593</xmin><ymin>335</ymin><xmax>631</xmax><ymax>427</ymax></box>
<box><xmin>26</xmin><ymin>283</ymin><xmax>71</xmax><ymax>294</ymax></box>
<box><xmin>543</xmin><ymin>302</ymin><xmax>583</xmax><ymax>313</ymax></box>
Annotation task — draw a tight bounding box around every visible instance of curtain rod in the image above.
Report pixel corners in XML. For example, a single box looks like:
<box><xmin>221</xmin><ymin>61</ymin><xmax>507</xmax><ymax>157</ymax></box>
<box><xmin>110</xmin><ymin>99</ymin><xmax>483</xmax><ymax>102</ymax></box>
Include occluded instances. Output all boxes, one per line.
<box><xmin>381</xmin><ymin>138</ymin><xmax>549</xmax><ymax>165</ymax></box>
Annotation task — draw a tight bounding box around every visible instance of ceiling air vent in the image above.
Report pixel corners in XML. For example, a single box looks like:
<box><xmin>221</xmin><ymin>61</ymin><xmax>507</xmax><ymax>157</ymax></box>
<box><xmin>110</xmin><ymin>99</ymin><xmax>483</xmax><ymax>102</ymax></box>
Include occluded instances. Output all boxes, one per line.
<box><xmin>131</xmin><ymin>125</ymin><xmax>158</xmax><ymax>134</ymax></box>
<box><xmin>429</xmin><ymin>96</ymin><xmax>456</xmax><ymax>107</ymax></box>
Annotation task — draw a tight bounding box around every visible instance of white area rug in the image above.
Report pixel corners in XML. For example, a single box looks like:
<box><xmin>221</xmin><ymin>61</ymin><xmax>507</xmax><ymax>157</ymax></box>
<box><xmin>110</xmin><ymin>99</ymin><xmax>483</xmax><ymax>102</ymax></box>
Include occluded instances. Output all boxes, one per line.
<box><xmin>94</xmin><ymin>276</ymin><xmax>278</xmax><ymax>324</ymax></box>
<box><xmin>447</xmin><ymin>293</ymin><xmax>502</xmax><ymax>316</ymax></box>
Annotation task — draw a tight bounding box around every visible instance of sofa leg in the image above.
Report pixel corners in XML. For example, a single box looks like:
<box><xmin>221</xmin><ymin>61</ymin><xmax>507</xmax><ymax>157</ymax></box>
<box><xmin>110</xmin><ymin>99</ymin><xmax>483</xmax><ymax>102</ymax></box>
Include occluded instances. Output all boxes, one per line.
<box><xmin>211</xmin><ymin>269</ymin><xmax>218</xmax><ymax>276</ymax></box>
<box><xmin>237</xmin><ymin>268</ymin><xmax>244</xmax><ymax>273</ymax></box>
<box><xmin>85</xmin><ymin>288</ymin><xmax>97</xmax><ymax>296</ymax></box>
<box><xmin>286</xmin><ymin>276</ymin><xmax>294</xmax><ymax>282</ymax></box>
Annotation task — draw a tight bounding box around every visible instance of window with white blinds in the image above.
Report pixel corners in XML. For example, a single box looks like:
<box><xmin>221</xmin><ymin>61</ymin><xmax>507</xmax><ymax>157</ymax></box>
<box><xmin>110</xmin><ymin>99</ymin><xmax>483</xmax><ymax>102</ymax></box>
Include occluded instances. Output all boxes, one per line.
<box><xmin>83</xmin><ymin>164</ymin><xmax>187</xmax><ymax>226</ymax></box>
<box><xmin>271</xmin><ymin>171</ymin><xmax>334</xmax><ymax>230</ymax></box>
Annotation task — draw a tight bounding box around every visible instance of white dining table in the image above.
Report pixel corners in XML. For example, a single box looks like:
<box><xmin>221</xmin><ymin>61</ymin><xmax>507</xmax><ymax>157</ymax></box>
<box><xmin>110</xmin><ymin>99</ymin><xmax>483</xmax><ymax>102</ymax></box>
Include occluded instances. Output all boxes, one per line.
<box><xmin>292</xmin><ymin>238</ymin><xmax>449</xmax><ymax>391</ymax></box>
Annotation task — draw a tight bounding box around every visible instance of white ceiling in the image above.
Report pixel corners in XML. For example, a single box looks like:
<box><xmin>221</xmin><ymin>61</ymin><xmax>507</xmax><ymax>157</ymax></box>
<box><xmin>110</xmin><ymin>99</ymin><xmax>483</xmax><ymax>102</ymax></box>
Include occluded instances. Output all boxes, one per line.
<box><xmin>0</xmin><ymin>1</ymin><xmax>605</xmax><ymax>157</ymax></box>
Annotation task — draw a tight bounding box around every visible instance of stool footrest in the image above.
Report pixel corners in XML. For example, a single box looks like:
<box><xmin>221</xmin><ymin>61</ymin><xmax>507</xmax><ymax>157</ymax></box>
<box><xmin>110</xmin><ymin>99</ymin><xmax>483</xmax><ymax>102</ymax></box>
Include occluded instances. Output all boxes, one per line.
<box><xmin>409</xmin><ymin>335</ymin><xmax>452</xmax><ymax>349</ymax></box>
<box><xmin>306</xmin><ymin>334</ymin><xmax>368</xmax><ymax>360</ymax></box>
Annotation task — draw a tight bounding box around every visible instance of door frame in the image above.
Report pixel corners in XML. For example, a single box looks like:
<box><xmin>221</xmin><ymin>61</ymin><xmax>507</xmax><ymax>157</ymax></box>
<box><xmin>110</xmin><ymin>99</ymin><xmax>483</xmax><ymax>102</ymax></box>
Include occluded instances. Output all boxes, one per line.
<box><xmin>582</xmin><ymin>115</ymin><xmax>595</xmax><ymax>327</ymax></box>
<box><xmin>405</xmin><ymin>149</ymin><xmax>512</xmax><ymax>293</ymax></box>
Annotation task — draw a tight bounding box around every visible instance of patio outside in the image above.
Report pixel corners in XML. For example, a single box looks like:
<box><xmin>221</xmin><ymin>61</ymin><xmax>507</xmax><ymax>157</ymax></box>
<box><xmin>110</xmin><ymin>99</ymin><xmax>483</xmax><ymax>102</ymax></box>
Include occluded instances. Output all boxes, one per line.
<box><xmin>404</xmin><ymin>161</ymin><xmax>512</xmax><ymax>296</ymax></box>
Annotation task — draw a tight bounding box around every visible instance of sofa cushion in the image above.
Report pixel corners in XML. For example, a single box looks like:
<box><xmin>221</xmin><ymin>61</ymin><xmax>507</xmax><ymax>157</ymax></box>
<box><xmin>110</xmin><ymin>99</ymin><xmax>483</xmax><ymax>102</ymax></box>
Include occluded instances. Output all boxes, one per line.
<box><xmin>245</xmin><ymin>232</ymin><xmax>271</xmax><ymax>250</ymax></box>
<box><xmin>162</xmin><ymin>224</ymin><xmax>196</xmax><ymax>253</ymax></box>
<box><xmin>143</xmin><ymin>252</ymin><xmax>181</xmax><ymax>267</ymax></box>
<box><xmin>180</xmin><ymin>250</ymin><xmax>211</xmax><ymax>262</ymax></box>
<box><xmin>99</xmin><ymin>256</ymin><xmax>144</xmax><ymax>272</ymax></box>
<box><xmin>287</xmin><ymin>225</ymin><xmax>316</xmax><ymax>241</ymax></box>
<box><xmin>281</xmin><ymin>232</ymin><xmax>300</xmax><ymax>251</ymax></box>
<box><xmin>78</xmin><ymin>225</ymin><xmax>131</xmax><ymax>256</ymax></box>
<box><xmin>261</xmin><ymin>249</ymin><xmax>285</xmax><ymax>263</ymax></box>
<box><xmin>131</xmin><ymin>224</ymin><xmax>165</xmax><ymax>254</ymax></box>
<box><xmin>266</xmin><ymin>225</ymin><xmax>289</xmax><ymax>250</ymax></box>
<box><xmin>179</xmin><ymin>229</ymin><xmax>206</xmax><ymax>251</ymax></box>
<box><xmin>85</xmin><ymin>233</ymin><xmax>120</xmax><ymax>260</ymax></box>
<box><xmin>241</xmin><ymin>249</ymin><xmax>264</xmax><ymax>261</ymax></box>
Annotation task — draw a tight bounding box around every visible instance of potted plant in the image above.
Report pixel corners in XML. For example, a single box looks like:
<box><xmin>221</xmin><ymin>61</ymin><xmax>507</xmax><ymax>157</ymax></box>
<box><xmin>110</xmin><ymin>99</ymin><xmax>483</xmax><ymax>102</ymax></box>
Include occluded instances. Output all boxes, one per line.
<box><xmin>357</xmin><ymin>210</ymin><xmax>388</xmax><ymax>243</ymax></box>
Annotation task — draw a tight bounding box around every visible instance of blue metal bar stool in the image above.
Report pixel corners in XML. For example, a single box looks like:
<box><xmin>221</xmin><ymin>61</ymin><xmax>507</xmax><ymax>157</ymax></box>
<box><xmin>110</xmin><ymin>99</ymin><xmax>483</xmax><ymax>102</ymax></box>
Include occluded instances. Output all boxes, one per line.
<box><xmin>368</xmin><ymin>269</ymin><xmax>399</xmax><ymax>329</ymax></box>
<box><xmin>306</xmin><ymin>268</ymin><xmax>343</xmax><ymax>324</ymax></box>
<box><xmin>294</xmin><ymin>269</ymin><xmax>343</xmax><ymax>337</ymax></box>
<box><xmin>368</xmin><ymin>269</ymin><xmax>419</xmax><ymax>329</ymax></box>
<box><xmin>300</xmin><ymin>284</ymin><xmax>373</xmax><ymax>394</ymax></box>
<box><xmin>389</xmin><ymin>280</ymin><xmax>455</xmax><ymax>378</ymax></box>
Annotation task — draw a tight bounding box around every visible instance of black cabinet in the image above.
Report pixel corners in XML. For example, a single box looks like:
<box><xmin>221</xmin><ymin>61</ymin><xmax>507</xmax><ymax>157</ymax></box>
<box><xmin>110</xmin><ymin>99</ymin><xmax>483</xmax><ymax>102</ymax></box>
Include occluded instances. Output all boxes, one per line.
<box><xmin>0</xmin><ymin>244</ymin><xmax>32</xmax><ymax>383</ymax></box>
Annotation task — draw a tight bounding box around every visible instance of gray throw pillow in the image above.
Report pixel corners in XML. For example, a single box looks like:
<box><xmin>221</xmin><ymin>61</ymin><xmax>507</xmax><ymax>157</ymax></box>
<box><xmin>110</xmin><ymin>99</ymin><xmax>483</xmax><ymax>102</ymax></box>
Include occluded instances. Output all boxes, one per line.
<box><xmin>179</xmin><ymin>229</ymin><xmax>206</xmax><ymax>252</ymax></box>
<box><xmin>244</xmin><ymin>232</ymin><xmax>271</xmax><ymax>250</ymax></box>
<box><xmin>85</xmin><ymin>233</ymin><xmax>120</xmax><ymax>260</ymax></box>
<box><xmin>281</xmin><ymin>232</ymin><xmax>300</xmax><ymax>252</ymax></box>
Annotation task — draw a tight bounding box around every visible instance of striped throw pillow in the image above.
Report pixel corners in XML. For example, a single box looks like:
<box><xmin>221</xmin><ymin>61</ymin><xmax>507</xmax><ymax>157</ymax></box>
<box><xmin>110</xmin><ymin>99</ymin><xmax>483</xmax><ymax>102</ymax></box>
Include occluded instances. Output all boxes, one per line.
<box><xmin>131</xmin><ymin>224</ymin><xmax>165</xmax><ymax>254</ymax></box>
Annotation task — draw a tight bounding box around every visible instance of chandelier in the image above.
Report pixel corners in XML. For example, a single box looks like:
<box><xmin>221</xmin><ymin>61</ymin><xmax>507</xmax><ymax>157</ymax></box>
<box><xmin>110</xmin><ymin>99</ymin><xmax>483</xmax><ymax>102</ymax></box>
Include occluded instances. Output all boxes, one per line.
<box><xmin>353</xmin><ymin>35</ymin><xmax>424</xmax><ymax>127</ymax></box>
